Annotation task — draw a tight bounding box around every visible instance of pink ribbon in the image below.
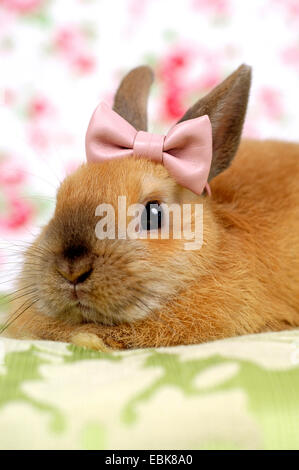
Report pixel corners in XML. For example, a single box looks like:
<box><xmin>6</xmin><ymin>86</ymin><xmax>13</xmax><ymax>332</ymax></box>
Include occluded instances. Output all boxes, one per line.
<box><xmin>86</xmin><ymin>102</ymin><xmax>212</xmax><ymax>195</ymax></box>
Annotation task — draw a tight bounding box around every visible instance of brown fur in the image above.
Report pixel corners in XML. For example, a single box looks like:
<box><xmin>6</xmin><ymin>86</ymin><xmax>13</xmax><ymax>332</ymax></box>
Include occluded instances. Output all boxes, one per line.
<box><xmin>180</xmin><ymin>64</ymin><xmax>252</xmax><ymax>180</ymax></box>
<box><xmin>6</xmin><ymin>66</ymin><xmax>299</xmax><ymax>350</ymax></box>
<box><xmin>113</xmin><ymin>65</ymin><xmax>154</xmax><ymax>131</ymax></box>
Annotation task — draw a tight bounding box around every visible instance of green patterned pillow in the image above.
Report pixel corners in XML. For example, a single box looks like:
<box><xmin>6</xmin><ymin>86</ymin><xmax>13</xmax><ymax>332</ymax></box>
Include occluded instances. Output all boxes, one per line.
<box><xmin>0</xmin><ymin>330</ymin><xmax>299</xmax><ymax>450</ymax></box>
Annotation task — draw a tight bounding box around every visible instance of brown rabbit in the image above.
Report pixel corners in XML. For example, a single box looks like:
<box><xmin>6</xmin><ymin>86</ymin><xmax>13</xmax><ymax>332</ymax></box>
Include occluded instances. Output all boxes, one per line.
<box><xmin>5</xmin><ymin>64</ymin><xmax>299</xmax><ymax>351</ymax></box>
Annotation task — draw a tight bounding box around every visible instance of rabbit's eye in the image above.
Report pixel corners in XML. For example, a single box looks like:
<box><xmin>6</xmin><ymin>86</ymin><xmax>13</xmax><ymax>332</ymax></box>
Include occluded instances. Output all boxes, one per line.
<box><xmin>141</xmin><ymin>201</ymin><xmax>163</xmax><ymax>231</ymax></box>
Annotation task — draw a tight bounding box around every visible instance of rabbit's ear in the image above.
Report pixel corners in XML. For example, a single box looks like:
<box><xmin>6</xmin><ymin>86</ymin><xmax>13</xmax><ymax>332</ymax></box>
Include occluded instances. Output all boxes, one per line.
<box><xmin>178</xmin><ymin>64</ymin><xmax>252</xmax><ymax>181</ymax></box>
<box><xmin>113</xmin><ymin>65</ymin><xmax>154</xmax><ymax>131</ymax></box>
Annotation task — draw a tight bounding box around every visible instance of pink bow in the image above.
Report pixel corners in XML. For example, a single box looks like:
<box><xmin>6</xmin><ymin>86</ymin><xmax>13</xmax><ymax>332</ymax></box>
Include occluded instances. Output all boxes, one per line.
<box><xmin>85</xmin><ymin>102</ymin><xmax>212</xmax><ymax>195</ymax></box>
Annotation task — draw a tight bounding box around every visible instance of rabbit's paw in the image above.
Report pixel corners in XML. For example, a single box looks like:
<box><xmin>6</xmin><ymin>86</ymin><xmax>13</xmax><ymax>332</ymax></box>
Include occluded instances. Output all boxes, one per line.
<box><xmin>70</xmin><ymin>326</ymin><xmax>125</xmax><ymax>351</ymax></box>
<box><xmin>71</xmin><ymin>331</ymin><xmax>112</xmax><ymax>351</ymax></box>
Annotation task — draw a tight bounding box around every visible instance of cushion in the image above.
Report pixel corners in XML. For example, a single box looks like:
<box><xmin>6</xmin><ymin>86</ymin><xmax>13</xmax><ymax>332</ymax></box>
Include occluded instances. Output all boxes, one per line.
<box><xmin>0</xmin><ymin>329</ymin><xmax>299</xmax><ymax>450</ymax></box>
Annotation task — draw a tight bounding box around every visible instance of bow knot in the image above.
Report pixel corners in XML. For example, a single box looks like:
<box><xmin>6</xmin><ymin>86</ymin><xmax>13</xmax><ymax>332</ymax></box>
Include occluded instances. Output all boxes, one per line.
<box><xmin>133</xmin><ymin>131</ymin><xmax>165</xmax><ymax>163</ymax></box>
<box><xmin>86</xmin><ymin>102</ymin><xmax>212</xmax><ymax>195</ymax></box>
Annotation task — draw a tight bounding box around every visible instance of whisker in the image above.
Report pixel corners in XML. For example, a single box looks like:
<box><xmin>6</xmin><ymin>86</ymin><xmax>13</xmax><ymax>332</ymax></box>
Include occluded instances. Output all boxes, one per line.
<box><xmin>0</xmin><ymin>297</ymin><xmax>38</xmax><ymax>335</ymax></box>
<box><xmin>0</xmin><ymin>288</ymin><xmax>37</xmax><ymax>306</ymax></box>
<box><xmin>0</xmin><ymin>277</ymin><xmax>23</xmax><ymax>286</ymax></box>
<box><xmin>0</xmin><ymin>284</ymin><xmax>35</xmax><ymax>301</ymax></box>
<box><xmin>0</xmin><ymin>261</ymin><xmax>42</xmax><ymax>266</ymax></box>
<box><xmin>11</xmin><ymin>195</ymin><xmax>55</xmax><ymax>202</ymax></box>
<box><xmin>0</xmin><ymin>244</ymin><xmax>51</xmax><ymax>257</ymax></box>
<box><xmin>14</xmin><ymin>169</ymin><xmax>58</xmax><ymax>190</ymax></box>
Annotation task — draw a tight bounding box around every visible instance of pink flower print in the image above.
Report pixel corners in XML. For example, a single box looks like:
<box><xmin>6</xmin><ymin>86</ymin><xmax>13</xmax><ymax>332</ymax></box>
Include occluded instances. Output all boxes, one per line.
<box><xmin>272</xmin><ymin>0</ymin><xmax>299</xmax><ymax>20</ymax></box>
<box><xmin>65</xmin><ymin>160</ymin><xmax>80</xmax><ymax>176</ymax></box>
<box><xmin>0</xmin><ymin>156</ymin><xmax>35</xmax><ymax>233</ymax></box>
<box><xmin>0</xmin><ymin>160</ymin><xmax>26</xmax><ymax>186</ymax></box>
<box><xmin>0</xmin><ymin>0</ymin><xmax>44</xmax><ymax>14</ymax></box>
<box><xmin>53</xmin><ymin>25</ymin><xmax>96</xmax><ymax>75</ymax></box>
<box><xmin>72</xmin><ymin>53</ymin><xmax>95</xmax><ymax>74</ymax></box>
<box><xmin>258</xmin><ymin>87</ymin><xmax>284</xmax><ymax>121</ymax></box>
<box><xmin>282</xmin><ymin>44</ymin><xmax>299</xmax><ymax>70</ymax></box>
<box><xmin>192</xmin><ymin>0</ymin><xmax>230</xmax><ymax>16</ymax></box>
<box><xmin>128</xmin><ymin>0</ymin><xmax>149</xmax><ymax>18</ymax></box>
<box><xmin>0</xmin><ymin>9</ymin><xmax>15</xmax><ymax>36</ymax></box>
<box><xmin>0</xmin><ymin>193</ymin><xmax>33</xmax><ymax>231</ymax></box>
<box><xmin>288</xmin><ymin>0</ymin><xmax>299</xmax><ymax>16</ymax></box>
<box><xmin>27</xmin><ymin>96</ymin><xmax>53</xmax><ymax>119</ymax></box>
<box><xmin>28</xmin><ymin>125</ymin><xmax>50</xmax><ymax>151</ymax></box>
<box><xmin>157</xmin><ymin>48</ymin><xmax>194</xmax><ymax>121</ymax></box>
<box><xmin>158</xmin><ymin>49</ymin><xmax>191</xmax><ymax>84</ymax></box>
<box><xmin>54</xmin><ymin>27</ymin><xmax>83</xmax><ymax>57</ymax></box>
<box><xmin>156</xmin><ymin>44</ymin><xmax>232</xmax><ymax>127</ymax></box>
<box><xmin>25</xmin><ymin>96</ymin><xmax>56</xmax><ymax>151</ymax></box>
<box><xmin>196</xmin><ymin>69</ymin><xmax>222</xmax><ymax>91</ymax></box>
<box><xmin>3</xmin><ymin>89</ymin><xmax>16</xmax><ymax>107</ymax></box>
<box><xmin>161</xmin><ymin>84</ymin><xmax>186</xmax><ymax>121</ymax></box>
<box><xmin>242</xmin><ymin>119</ymin><xmax>261</xmax><ymax>139</ymax></box>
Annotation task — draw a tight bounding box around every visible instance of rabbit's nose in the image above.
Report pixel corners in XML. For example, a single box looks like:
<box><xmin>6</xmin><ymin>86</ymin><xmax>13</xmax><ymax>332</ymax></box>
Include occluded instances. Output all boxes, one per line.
<box><xmin>57</xmin><ymin>266</ymin><xmax>93</xmax><ymax>284</ymax></box>
<box><xmin>56</xmin><ymin>258</ymin><xmax>93</xmax><ymax>284</ymax></box>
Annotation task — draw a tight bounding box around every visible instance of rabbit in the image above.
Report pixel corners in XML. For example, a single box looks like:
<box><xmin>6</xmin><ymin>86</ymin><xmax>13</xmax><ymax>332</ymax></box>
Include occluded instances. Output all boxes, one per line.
<box><xmin>5</xmin><ymin>64</ymin><xmax>299</xmax><ymax>351</ymax></box>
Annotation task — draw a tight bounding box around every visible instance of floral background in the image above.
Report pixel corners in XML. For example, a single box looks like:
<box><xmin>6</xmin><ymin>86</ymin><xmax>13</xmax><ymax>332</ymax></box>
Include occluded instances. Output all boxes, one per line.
<box><xmin>0</xmin><ymin>0</ymin><xmax>299</xmax><ymax>291</ymax></box>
